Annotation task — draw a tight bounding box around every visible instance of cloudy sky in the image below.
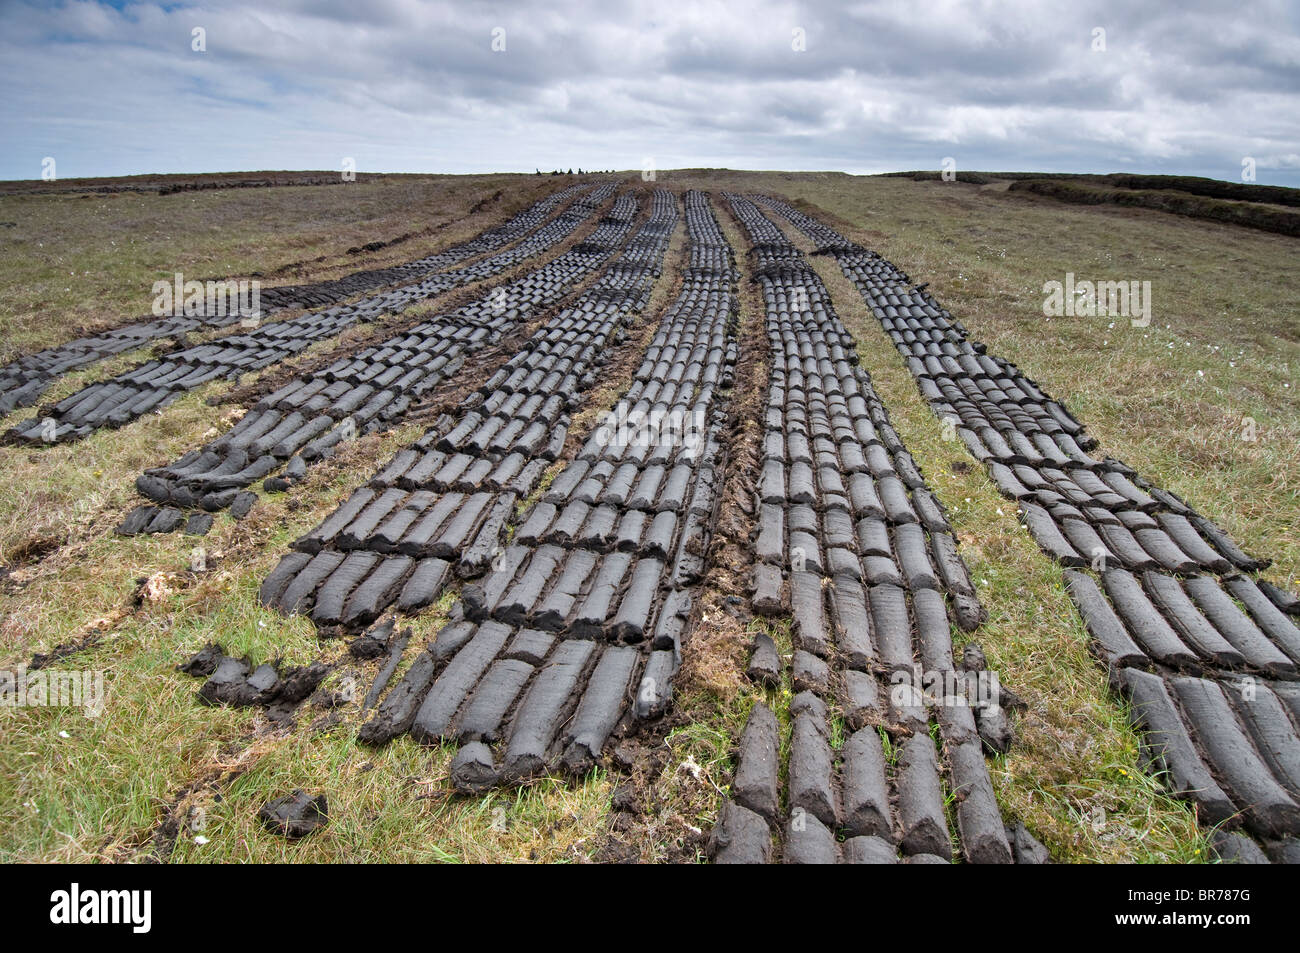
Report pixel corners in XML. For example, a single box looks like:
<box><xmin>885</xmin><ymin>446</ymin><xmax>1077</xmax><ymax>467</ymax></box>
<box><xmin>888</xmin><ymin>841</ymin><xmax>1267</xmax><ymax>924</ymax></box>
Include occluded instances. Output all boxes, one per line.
<box><xmin>3</xmin><ymin>0</ymin><xmax>1298</xmax><ymax>184</ymax></box>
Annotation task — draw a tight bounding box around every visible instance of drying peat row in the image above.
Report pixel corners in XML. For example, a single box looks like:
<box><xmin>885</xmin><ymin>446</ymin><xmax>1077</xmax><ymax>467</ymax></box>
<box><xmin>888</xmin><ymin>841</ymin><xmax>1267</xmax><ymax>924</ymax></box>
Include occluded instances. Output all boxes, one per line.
<box><xmin>0</xmin><ymin>182</ymin><xmax>591</xmax><ymax>417</ymax></box>
<box><xmin>758</xmin><ymin>195</ymin><xmax>1300</xmax><ymax>862</ymax></box>
<box><xmin>705</xmin><ymin>193</ymin><xmax>1043</xmax><ymax>864</ymax></box>
<box><xmin>6</xmin><ymin>183</ymin><xmax>612</xmax><ymax>444</ymax></box>
<box><xmin>116</xmin><ymin>188</ymin><xmax>644</xmax><ymax>534</ymax></box>
<box><xmin>258</xmin><ymin>188</ymin><xmax>722</xmax><ymax>788</ymax></box>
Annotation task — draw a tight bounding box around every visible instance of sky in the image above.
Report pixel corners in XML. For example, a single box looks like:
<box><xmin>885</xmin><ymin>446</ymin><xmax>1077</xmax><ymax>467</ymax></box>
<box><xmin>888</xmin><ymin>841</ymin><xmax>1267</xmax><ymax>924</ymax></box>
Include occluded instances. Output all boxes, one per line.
<box><xmin>2</xmin><ymin>0</ymin><xmax>1299</xmax><ymax>185</ymax></box>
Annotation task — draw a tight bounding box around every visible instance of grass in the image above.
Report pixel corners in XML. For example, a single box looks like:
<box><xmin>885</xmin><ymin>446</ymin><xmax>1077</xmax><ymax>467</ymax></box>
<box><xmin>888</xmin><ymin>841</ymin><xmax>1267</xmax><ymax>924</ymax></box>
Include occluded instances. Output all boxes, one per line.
<box><xmin>1</xmin><ymin>170</ymin><xmax>1295</xmax><ymax>863</ymax></box>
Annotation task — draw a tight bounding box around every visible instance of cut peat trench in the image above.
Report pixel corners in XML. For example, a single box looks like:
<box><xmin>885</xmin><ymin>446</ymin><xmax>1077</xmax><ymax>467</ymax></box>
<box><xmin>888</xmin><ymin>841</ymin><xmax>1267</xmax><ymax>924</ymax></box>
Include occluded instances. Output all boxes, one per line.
<box><xmin>596</xmin><ymin>190</ymin><xmax>773</xmax><ymax>864</ymax></box>
<box><xmin>675</xmin><ymin>198</ymin><xmax>769</xmax><ymax>706</ymax></box>
<box><xmin>759</xmin><ymin>194</ymin><xmax>1300</xmax><ymax>861</ymax></box>
<box><xmin>705</xmin><ymin>193</ymin><xmax>1044</xmax><ymax>864</ymax></box>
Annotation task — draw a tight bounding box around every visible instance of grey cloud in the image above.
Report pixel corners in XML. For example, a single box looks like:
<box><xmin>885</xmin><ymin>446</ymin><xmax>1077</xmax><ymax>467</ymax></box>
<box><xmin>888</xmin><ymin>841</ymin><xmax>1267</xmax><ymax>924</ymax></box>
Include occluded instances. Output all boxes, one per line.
<box><xmin>0</xmin><ymin>0</ymin><xmax>1296</xmax><ymax>185</ymax></box>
